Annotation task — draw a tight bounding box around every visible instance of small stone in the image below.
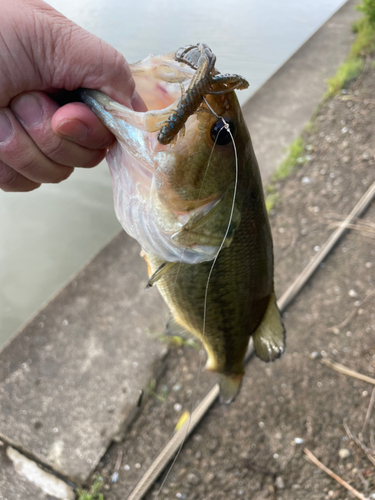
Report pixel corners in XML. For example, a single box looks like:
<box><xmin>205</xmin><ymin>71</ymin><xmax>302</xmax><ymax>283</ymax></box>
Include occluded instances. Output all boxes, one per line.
<box><xmin>172</xmin><ymin>383</ymin><xmax>182</xmax><ymax>392</ymax></box>
<box><xmin>338</xmin><ymin>448</ymin><xmax>350</xmax><ymax>459</ymax></box>
<box><xmin>205</xmin><ymin>472</ymin><xmax>215</xmax><ymax>483</ymax></box>
<box><xmin>301</xmin><ymin>176</ymin><xmax>311</xmax><ymax>185</ymax></box>
<box><xmin>365</xmin><ymin>262</ymin><xmax>372</xmax><ymax>268</ymax></box>
<box><xmin>310</xmin><ymin>351</ymin><xmax>319</xmax><ymax>359</ymax></box>
<box><xmin>348</xmin><ymin>289</ymin><xmax>358</xmax><ymax>298</ymax></box>
<box><xmin>294</xmin><ymin>437</ymin><xmax>304</xmax><ymax>444</ymax></box>
<box><xmin>187</xmin><ymin>473</ymin><xmax>200</xmax><ymax>485</ymax></box>
<box><xmin>208</xmin><ymin>439</ymin><xmax>218</xmax><ymax>451</ymax></box>
<box><xmin>174</xmin><ymin>403</ymin><xmax>182</xmax><ymax>412</ymax></box>
<box><xmin>275</xmin><ymin>476</ymin><xmax>285</xmax><ymax>489</ymax></box>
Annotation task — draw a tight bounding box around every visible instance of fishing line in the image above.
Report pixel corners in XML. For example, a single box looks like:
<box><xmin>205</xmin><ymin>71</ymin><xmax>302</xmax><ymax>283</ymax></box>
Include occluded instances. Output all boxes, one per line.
<box><xmin>154</xmin><ymin>117</ymin><xmax>226</xmax><ymax>497</ymax></box>
<box><xmin>154</xmin><ymin>107</ymin><xmax>238</xmax><ymax>498</ymax></box>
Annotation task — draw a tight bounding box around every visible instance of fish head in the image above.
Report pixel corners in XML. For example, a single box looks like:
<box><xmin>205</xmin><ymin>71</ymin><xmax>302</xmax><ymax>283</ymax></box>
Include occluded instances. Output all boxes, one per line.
<box><xmin>81</xmin><ymin>50</ymin><xmax>251</xmax><ymax>264</ymax></box>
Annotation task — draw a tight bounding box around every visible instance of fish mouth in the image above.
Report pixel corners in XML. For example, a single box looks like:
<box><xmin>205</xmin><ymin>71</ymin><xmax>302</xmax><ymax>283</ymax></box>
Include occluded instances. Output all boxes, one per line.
<box><xmin>80</xmin><ymin>46</ymin><xmax>244</xmax><ymax>264</ymax></box>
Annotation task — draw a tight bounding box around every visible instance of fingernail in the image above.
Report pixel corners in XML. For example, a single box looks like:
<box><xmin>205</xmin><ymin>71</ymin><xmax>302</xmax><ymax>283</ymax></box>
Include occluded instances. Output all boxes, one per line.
<box><xmin>57</xmin><ymin>120</ymin><xmax>89</xmax><ymax>141</ymax></box>
<box><xmin>13</xmin><ymin>94</ymin><xmax>44</xmax><ymax>127</ymax></box>
<box><xmin>0</xmin><ymin>111</ymin><xmax>13</xmax><ymax>143</ymax></box>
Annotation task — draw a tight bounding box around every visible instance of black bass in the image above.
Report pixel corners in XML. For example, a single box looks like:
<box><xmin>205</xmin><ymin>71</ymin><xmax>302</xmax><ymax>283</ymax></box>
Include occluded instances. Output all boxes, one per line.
<box><xmin>81</xmin><ymin>44</ymin><xmax>285</xmax><ymax>403</ymax></box>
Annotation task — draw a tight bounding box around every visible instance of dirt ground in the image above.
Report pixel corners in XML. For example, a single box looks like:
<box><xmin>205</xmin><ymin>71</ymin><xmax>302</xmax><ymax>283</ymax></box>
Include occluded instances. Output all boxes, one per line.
<box><xmin>91</xmin><ymin>57</ymin><xmax>375</xmax><ymax>500</ymax></box>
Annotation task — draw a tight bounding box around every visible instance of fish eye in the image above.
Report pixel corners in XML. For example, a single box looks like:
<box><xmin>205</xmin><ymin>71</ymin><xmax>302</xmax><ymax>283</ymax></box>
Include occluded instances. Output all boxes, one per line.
<box><xmin>210</xmin><ymin>119</ymin><xmax>236</xmax><ymax>146</ymax></box>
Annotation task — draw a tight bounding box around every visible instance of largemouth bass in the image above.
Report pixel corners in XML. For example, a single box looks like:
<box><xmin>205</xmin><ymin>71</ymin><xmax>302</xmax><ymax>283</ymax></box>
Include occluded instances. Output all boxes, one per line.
<box><xmin>81</xmin><ymin>44</ymin><xmax>285</xmax><ymax>403</ymax></box>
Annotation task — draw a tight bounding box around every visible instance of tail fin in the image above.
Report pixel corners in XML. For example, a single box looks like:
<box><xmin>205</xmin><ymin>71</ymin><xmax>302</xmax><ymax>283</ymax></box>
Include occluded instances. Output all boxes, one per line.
<box><xmin>252</xmin><ymin>292</ymin><xmax>285</xmax><ymax>362</ymax></box>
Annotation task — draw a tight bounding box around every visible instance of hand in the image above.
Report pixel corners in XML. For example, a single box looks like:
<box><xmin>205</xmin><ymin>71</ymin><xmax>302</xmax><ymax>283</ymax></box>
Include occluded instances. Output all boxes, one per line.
<box><xmin>0</xmin><ymin>0</ymin><xmax>145</xmax><ymax>192</ymax></box>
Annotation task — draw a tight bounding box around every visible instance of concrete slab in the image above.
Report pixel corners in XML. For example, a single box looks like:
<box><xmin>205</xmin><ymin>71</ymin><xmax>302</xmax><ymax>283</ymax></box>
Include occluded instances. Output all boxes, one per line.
<box><xmin>0</xmin><ymin>232</ymin><xmax>168</xmax><ymax>485</ymax></box>
<box><xmin>0</xmin><ymin>443</ymin><xmax>74</xmax><ymax>500</ymax></box>
<box><xmin>243</xmin><ymin>0</ymin><xmax>361</xmax><ymax>183</ymax></box>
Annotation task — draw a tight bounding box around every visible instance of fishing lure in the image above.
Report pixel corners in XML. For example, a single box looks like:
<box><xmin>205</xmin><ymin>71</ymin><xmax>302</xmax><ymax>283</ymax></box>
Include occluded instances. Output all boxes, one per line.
<box><xmin>157</xmin><ymin>43</ymin><xmax>249</xmax><ymax>145</ymax></box>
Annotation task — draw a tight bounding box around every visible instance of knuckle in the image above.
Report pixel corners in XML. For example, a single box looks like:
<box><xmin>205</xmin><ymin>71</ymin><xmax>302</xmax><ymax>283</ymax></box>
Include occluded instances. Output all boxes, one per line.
<box><xmin>15</xmin><ymin>151</ymin><xmax>41</xmax><ymax>176</ymax></box>
<box><xmin>0</xmin><ymin>161</ymin><xmax>18</xmax><ymax>190</ymax></box>
<box><xmin>52</xmin><ymin>166</ymin><xmax>74</xmax><ymax>184</ymax></box>
<box><xmin>42</xmin><ymin>136</ymin><xmax>66</xmax><ymax>161</ymax></box>
<box><xmin>0</xmin><ymin>161</ymin><xmax>40</xmax><ymax>192</ymax></box>
<box><xmin>82</xmin><ymin>150</ymin><xmax>106</xmax><ymax>168</ymax></box>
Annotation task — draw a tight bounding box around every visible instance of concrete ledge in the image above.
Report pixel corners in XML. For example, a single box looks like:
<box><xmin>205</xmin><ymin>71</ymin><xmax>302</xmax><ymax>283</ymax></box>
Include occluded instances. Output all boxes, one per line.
<box><xmin>0</xmin><ymin>232</ymin><xmax>168</xmax><ymax>484</ymax></box>
<box><xmin>243</xmin><ymin>0</ymin><xmax>360</xmax><ymax>182</ymax></box>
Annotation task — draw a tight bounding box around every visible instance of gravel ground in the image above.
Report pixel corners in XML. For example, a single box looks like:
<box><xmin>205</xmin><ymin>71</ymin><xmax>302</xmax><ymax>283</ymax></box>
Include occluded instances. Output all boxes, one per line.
<box><xmin>90</xmin><ymin>56</ymin><xmax>375</xmax><ymax>500</ymax></box>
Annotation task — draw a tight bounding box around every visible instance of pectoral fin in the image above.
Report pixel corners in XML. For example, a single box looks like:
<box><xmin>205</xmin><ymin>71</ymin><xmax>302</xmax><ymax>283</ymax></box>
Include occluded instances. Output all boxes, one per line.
<box><xmin>252</xmin><ymin>292</ymin><xmax>285</xmax><ymax>362</ymax></box>
<box><xmin>146</xmin><ymin>261</ymin><xmax>178</xmax><ymax>288</ymax></box>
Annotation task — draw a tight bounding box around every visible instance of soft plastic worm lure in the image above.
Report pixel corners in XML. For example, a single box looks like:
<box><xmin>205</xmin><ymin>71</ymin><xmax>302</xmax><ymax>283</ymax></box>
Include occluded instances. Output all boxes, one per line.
<box><xmin>157</xmin><ymin>43</ymin><xmax>249</xmax><ymax>145</ymax></box>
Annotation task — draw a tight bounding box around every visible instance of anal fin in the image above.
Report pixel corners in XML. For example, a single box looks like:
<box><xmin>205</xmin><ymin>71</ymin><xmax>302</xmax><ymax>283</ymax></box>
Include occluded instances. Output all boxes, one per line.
<box><xmin>165</xmin><ymin>314</ymin><xmax>193</xmax><ymax>341</ymax></box>
<box><xmin>252</xmin><ymin>292</ymin><xmax>285</xmax><ymax>362</ymax></box>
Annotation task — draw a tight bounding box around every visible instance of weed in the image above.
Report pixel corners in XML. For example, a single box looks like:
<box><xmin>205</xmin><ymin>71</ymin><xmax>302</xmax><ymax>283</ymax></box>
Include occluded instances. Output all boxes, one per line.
<box><xmin>265</xmin><ymin>191</ymin><xmax>280</xmax><ymax>213</ymax></box>
<box><xmin>351</xmin><ymin>18</ymin><xmax>375</xmax><ymax>57</ymax></box>
<box><xmin>326</xmin><ymin>2</ymin><xmax>375</xmax><ymax>98</ymax></box>
<box><xmin>326</xmin><ymin>58</ymin><xmax>364</xmax><ymax>97</ymax></box>
<box><xmin>357</xmin><ymin>0</ymin><xmax>375</xmax><ymax>27</ymax></box>
<box><xmin>147</xmin><ymin>378</ymin><xmax>168</xmax><ymax>402</ymax></box>
<box><xmin>265</xmin><ymin>137</ymin><xmax>307</xmax><ymax>212</ymax></box>
<box><xmin>273</xmin><ymin>137</ymin><xmax>306</xmax><ymax>181</ymax></box>
<box><xmin>76</xmin><ymin>476</ymin><xmax>104</xmax><ymax>500</ymax></box>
